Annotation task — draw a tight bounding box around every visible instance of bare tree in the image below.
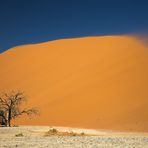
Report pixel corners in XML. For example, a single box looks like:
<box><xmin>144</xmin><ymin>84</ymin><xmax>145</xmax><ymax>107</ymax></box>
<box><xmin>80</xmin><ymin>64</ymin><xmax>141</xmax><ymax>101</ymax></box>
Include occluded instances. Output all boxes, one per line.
<box><xmin>0</xmin><ymin>110</ymin><xmax>7</xmax><ymax>126</ymax></box>
<box><xmin>0</xmin><ymin>91</ymin><xmax>38</xmax><ymax>127</ymax></box>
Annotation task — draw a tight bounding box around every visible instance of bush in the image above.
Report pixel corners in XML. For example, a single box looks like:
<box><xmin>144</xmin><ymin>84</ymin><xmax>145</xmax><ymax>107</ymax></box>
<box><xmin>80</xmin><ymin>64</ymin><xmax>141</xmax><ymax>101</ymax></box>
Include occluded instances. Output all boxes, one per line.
<box><xmin>81</xmin><ymin>132</ymin><xmax>85</xmax><ymax>136</ymax></box>
<box><xmin>49</xmin><ymin>128</ymin><xmax>58</xmax><ymax>133</ymax></box>
<box><xmin>15</xmin><ymin>133</ymin><xmax>23</xmax><ymax>137</ymax></box>
<box><xmin>70</xmin><ymin>132</ymin><xmax>77</xmax><ymax>136</ymax></box>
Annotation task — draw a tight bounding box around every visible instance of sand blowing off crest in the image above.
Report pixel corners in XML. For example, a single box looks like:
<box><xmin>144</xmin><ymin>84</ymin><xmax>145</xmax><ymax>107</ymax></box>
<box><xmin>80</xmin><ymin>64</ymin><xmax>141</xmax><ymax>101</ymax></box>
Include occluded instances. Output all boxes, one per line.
<box><xmin>0</xmin><ymin>36</ymin><xmax>148</xmax><ymax>132</ymax></box>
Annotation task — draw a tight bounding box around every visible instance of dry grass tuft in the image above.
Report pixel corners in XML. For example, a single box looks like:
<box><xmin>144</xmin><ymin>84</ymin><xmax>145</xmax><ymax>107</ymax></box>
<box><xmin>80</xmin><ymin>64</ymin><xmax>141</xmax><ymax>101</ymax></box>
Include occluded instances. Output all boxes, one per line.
<box><xmin>15</xmin><ymin>133</ymin><xmax>24</xmax><ymax>137</ymax></box>
<box><xmin>45</xmin><ymin>128</ymin><xmax>86</xmax><ymax>137</ymax></box>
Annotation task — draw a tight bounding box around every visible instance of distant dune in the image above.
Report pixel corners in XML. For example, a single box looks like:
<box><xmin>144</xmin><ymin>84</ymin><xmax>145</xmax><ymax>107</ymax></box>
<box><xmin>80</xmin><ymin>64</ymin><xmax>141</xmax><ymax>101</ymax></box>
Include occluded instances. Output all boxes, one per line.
<box><xmin>0</xmin><ymin>36</ymin><xmax>148</xmax><ymax>132</ymax></box>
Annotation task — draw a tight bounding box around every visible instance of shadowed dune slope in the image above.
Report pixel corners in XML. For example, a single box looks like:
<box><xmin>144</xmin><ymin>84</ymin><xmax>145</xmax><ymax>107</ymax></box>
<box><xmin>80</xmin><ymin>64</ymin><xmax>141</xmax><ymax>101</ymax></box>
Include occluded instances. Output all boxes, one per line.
<box><xmin>0</xmin><ymin>36</ymin><xmax>148</xmax><ymax>132</ymax></box>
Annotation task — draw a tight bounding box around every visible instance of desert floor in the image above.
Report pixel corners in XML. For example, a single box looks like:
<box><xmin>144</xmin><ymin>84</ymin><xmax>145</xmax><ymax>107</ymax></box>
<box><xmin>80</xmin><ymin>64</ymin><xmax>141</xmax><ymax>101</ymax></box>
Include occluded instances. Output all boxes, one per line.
<box><xmin>0</xmin><ymin>126</ymin><xmax>148</xmax><ymax>148</ymax></box>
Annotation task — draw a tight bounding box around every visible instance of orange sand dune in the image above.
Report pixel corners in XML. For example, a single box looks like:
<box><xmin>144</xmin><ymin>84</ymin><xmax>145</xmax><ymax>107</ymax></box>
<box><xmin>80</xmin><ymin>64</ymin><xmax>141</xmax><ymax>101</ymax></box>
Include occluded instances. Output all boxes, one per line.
<box><xmin>0</xmin><ymin>36</ymin><xmax>148</xmax><ymax>132</ymax></box>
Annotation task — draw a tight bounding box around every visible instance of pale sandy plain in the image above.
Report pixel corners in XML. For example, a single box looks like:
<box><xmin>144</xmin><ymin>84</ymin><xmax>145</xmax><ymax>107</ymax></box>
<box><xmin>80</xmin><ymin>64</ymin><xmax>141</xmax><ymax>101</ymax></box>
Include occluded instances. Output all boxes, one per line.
<box><xmin>0</xmin><ymin>35</ymin><xmax>148</xmax><ymax>132</ymax></box>
<box><xmin>0</xmin><ymin>126</ymin><xmax>148</xmax><ymax>148</ymax></box>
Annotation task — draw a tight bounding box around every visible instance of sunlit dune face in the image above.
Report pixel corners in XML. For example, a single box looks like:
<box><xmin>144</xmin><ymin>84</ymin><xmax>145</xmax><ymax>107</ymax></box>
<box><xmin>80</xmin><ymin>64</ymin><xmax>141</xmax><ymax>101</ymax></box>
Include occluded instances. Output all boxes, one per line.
<box><xmin>0</xmin><ymin>35</ymin><xmax>148</xmax><ymax>132</ymax></box>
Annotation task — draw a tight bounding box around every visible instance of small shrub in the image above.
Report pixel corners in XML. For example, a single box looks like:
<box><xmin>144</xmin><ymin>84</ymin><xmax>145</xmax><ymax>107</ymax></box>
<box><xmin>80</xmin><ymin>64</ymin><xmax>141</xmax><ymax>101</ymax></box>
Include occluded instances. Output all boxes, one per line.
<box><xmin>70</xmin><ymin>132</ymin><xmax>77</xmax><ymax>136</ymax></box>
<box><xmin>15</xmin><ymin>133</ymin><xmax>23</xmax><ymax>137</ymax></box>
<box><xmin>81</xmin><ymin>132</ymin><xmax>85</xmax><ymax>136</ymax></box>
<box><xmin>49</xmin><ymin>128</ymin><xmax>58</xmax><ymax>133</ymax></box>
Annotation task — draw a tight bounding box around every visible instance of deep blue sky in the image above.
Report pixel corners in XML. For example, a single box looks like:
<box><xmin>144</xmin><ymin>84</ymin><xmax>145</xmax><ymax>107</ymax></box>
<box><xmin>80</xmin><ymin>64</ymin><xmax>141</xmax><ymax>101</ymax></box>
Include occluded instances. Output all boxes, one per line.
<box><xmin>0</xmin><ymin>0</ymin><xmax>148</xmax><ymax>53</ymax></box>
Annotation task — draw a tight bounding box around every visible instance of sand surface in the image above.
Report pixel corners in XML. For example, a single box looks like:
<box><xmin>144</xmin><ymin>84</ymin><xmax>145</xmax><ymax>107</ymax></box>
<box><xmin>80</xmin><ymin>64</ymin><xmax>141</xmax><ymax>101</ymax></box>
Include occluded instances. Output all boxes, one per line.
<box><xmin>0</xmin><ymin>35</ymin><xmax>148</xmax><ymax>131</ymax></box>
<box><xmin>0</xmin><ymin>126</ymin><xmax>148</xmax><ymax>148</ymax></box>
